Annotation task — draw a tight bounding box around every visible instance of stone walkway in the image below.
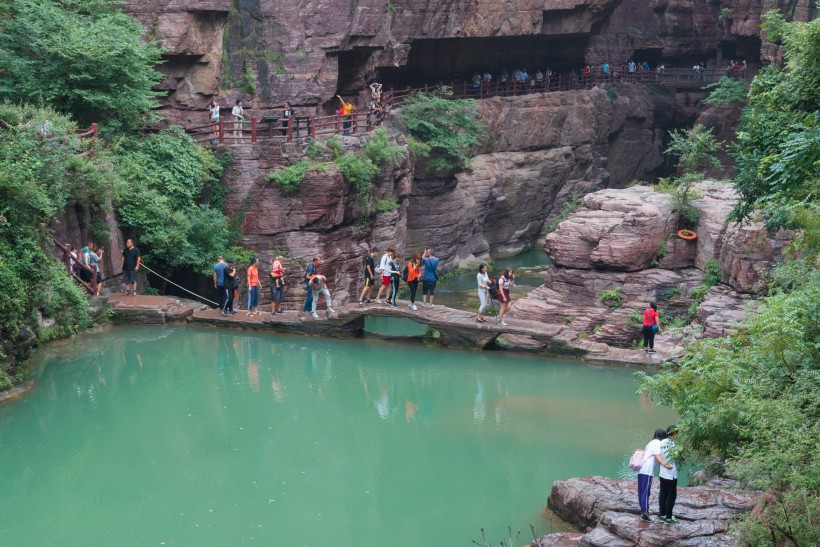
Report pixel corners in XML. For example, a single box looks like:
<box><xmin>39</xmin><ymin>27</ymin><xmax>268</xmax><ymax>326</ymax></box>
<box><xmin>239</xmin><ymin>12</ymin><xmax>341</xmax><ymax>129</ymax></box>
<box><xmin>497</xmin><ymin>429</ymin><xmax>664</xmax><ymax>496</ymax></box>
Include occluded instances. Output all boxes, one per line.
<box><xmin>105</xmin><ymin>294</ymin><xmax>673</xmax><ymax>366</ymax></box>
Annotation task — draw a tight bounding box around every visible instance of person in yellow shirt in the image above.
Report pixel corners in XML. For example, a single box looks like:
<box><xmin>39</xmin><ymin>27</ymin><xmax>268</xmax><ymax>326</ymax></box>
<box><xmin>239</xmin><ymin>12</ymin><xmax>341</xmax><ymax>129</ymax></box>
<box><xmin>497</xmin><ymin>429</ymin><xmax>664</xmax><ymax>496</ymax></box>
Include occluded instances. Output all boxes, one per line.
<box><xmin>336</xmin><ymin>95</ymin><xmax>355</xmax><ymax>135</ymax></box>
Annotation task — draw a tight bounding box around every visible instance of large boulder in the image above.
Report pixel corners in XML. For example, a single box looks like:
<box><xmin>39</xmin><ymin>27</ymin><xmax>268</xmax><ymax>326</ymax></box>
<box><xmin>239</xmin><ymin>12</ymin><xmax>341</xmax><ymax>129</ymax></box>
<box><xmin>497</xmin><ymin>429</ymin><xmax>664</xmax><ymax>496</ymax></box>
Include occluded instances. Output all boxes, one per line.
<box><xmin>545</xmin><ymin>186</ymin><xmax>678</xmax><ymax>271</ymax></box>
<box><xmin>696</xmin><ymin>285</ymin><xmax>757</xmax><ymax>338</ymax></box>
<box><xmin>544</xmin><ymin>476</ymin><xmax>761</xmax><ymax>547</ymax></box>
<box><xmin>718</xmin><ymin>223</ymin><xmax>793</xmax><ymax>293</ymax></box>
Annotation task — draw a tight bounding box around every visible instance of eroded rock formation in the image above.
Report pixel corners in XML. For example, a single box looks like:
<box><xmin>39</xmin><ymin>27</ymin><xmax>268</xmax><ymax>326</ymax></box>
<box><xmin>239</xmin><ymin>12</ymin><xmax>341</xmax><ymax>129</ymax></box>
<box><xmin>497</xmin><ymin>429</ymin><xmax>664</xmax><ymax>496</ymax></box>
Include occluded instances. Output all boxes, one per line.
<box><xmin>539</xmin><ymin>476</ymin><xmax>761</xmax><ymax>546</ymax></box>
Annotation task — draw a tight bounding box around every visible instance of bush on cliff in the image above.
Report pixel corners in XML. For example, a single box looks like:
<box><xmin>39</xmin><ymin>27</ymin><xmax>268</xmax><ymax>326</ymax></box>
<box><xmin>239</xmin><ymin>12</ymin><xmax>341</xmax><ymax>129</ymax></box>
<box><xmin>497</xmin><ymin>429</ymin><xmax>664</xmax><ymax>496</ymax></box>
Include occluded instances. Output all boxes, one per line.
<box><xmin>113</xmin><ymin>128</ymin><xmax>233</xmax><ymax>275</ymax></box>
<box><xmin>399</xmin><ymin>86</ymin><xmax>487</xmax><ymax>171</ymax></box>
<box><xmin>0</xmin><ymin>0</ymin><xmax>165</xmax><ymax>131</ymax></box>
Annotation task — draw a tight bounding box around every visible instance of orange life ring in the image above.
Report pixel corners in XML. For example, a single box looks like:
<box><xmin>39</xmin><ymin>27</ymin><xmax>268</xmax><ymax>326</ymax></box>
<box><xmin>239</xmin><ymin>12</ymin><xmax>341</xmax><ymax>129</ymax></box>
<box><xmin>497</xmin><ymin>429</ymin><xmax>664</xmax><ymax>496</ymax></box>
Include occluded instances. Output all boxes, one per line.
<box><xmin>678</xmin><ymin>229</ymin><xmax>697</xmax><ymax>241</ymax></box>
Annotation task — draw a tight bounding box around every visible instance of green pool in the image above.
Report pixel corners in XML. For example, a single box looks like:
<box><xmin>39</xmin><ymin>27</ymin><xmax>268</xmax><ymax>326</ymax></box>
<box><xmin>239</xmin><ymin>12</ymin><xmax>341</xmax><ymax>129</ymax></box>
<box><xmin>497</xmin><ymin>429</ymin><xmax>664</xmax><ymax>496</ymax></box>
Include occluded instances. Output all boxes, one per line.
<box><xmin>0</xmin><ymin>326</ymin><xmax>675</xmax><ymax>546</ymax></box>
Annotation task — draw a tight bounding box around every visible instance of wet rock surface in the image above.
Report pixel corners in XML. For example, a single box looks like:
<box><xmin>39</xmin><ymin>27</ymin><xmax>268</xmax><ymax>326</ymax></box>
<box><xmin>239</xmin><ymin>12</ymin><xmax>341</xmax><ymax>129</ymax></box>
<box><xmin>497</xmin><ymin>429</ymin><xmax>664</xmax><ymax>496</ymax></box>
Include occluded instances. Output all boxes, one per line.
<box><xmin>541</xmin><ymin>476</ymin><xmax>760</xmax><ymax>547</ymax></box>
<box><xmin>107</xmin><ymin>294</ymin><xmax>206</xmax><ymax>324</ymax></box>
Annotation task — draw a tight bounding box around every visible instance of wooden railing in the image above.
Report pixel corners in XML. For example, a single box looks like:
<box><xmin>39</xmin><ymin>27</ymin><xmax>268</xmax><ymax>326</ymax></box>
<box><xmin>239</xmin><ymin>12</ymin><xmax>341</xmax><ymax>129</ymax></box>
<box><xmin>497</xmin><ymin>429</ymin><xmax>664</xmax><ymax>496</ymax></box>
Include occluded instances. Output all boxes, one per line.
<box><xmin>387</xmin><ymin>68</ymin><xmax>751</xmax><ymax>105</ymax></box>
<box><xmin>188</xmin><ymin>109</ymin><xmax>386</xmax><ymax>146</ymax></box>
<box><xmin>53</xmin><ymin>238</ymin><xmax>99</xmax><ymax>296</ymax></box>
<box><xmin>187</xmin><ymin>67</ymin><xmax>751</xmax><ymax>146</ymax></box>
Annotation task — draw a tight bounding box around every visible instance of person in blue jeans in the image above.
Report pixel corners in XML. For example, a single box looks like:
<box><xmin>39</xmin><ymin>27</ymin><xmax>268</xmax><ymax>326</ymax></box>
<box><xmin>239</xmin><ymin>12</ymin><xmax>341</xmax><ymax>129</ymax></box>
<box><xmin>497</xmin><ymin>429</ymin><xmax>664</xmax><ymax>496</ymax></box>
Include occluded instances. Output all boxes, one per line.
<box><xmin>303</xmin><ymin>257</ymin><xmax>320</xmax><ymax>313</ymax></box>
<box><xmin>420</xmin><ymin>248</ymin><xmax>439</xmax><ymax>308</ymax></box>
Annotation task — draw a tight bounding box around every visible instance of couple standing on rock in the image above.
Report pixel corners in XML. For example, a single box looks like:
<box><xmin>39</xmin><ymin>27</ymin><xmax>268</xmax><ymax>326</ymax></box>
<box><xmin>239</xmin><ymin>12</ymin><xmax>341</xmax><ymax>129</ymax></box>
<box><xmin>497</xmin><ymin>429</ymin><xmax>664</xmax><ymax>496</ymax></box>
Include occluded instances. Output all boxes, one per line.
<box><xmin>637</xmin><ymin>425</ymin><xmax>679</xmax><ymax>524</ymax></box>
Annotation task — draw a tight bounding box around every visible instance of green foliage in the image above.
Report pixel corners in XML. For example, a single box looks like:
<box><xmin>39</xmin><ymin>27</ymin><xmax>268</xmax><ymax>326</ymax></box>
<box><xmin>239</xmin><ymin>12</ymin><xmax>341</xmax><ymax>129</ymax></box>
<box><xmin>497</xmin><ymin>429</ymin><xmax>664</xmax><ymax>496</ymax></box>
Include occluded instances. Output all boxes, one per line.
<box><xmin>564</xmin><ymin>315</ymin><xmax>575</xmax><ymax>325</ymax></box>
<box><xmin>730</xmin><ymin>15</ymin><xmax>820</xmax><ymax>229</ymax></box>
<box><xmin>266</xmin><ymin>159</ymin><xmax>316</xmax><ymax>193</ymax></box>
<box><xmin>335</xmin><ymin>152</ymin><xmax>380</xmax><ymax>216</ymax></box>
<box><xmin>655</xmin><ymin>175</ymin><xmax>701</xmax><ymax>228</ymax></box>
<box><xmin>113</xmin><ymin>127</ymin><xmax>232</xmax><ymax>274</ymax></box>
<box><xmin>598</xmin><ymin>288</ymin><xmax>624</xmax><ymax>310</ymax></box>
<box><xmin>626</xmin><ymin>309</ymin><xmax>643</xmax><ymax>329</ymax></box>
<box><xmin>704</xmin><ymin>76</ymin><xmax>747</xmax><ymax>106</ymax></box>
<box><xmin>242</xmin><ymin>62</ymin><xmax>256</xmax><ymax>94</ymax></box>
<box><xmin>606</xmin><ymin>87</ymin><xmax>618</xmax><ymax>101</ymax></box>
<box><xmin>325</xmin><ymin>137</ymin><xmax>344</xmax><ymax>160</ymax></box>
<box><xmin>363</xmin><ymin>128</ymin><xmax>404</xmax><ymax>166</ymax></box>
<box><xmin>0</xmin><ymin>0</ymin><xmax>165</xmax><ymax>131</ymax></box>
<box><xmin>638</xmin><ymin>257</ymin><xmax>819</xmax><ymax>545</ymax></box>
<box><xmin>703</xmin><ymin>258</ymin><xmax>720</xmax><ymax>285</ymax></box>
<box><xmin>376</xmin><ymin>197</ymin><xmax>400</xmax><ymax>213</ymax></box>
<box><xmin>544</xmin><ymin>193</ymin><xmax>581</xmax><ymax>234</ymax></box>
<box><xmin>666</xmin><ymin>124</ymin><xmax>722</xmax><ymax>177</ymax></box>
<box><xmin>651</xmin><ymin>240</ymin><xmax>668</xmax><ymax>266</ymax></box>
<box><xmin>399</xmin><ymin>86</ymin><xmax>487</xmax><ymax>170</ymax></box>
<box><xmin>0</xmin><ymin>105</ymin><xmax>94</xmax><ymax>365</ymax></box>
<box><xmin>687</xmin><ymin>260</ymin><xmax>721</xmax><ymax>318</ymax></box>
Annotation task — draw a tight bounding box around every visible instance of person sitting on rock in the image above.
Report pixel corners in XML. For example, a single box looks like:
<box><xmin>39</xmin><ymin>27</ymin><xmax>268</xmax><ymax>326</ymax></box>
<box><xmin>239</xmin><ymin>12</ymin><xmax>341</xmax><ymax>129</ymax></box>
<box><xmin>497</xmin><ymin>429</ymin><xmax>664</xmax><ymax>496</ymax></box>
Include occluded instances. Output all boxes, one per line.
<box><xmin>309</xmin><ymin>274</ymin><xmax>335</xmax><ymax>319</ymax></box>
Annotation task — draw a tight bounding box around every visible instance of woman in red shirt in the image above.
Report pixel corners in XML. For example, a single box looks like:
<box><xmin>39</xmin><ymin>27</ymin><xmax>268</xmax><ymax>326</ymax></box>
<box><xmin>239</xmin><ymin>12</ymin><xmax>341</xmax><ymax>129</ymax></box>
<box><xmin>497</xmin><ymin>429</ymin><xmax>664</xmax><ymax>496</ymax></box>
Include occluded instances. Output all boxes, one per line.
<box><xmin>246</xmin><ymin>257</ymin><xmax>260</xmax><ymax>316</ymax></box>
<box><xmin>642</xmin><ymin>301</ymin><xmax>660</xmax><ymax>353</ymax></box>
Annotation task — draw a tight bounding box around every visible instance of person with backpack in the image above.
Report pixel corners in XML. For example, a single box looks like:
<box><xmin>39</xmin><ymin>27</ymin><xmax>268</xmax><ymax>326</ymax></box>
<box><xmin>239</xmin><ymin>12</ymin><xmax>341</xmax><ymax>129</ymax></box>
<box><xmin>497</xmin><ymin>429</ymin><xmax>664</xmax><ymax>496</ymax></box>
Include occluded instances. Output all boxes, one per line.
<box><xmin>303</xmin><ymin>257</ymin><xmax>320</xmax><ymax>313</ymax></box>
<box><xmin>636</xmin><ymin>428</ymin><xmax>673</xmax><ymax>522</ymax></box>
<box><xmin>387</xmin><ymin>252</ymin><xmax>402</xmax><ymax>308</ymax></box>
<box><xmin>374</xmin><ymin>248</ymin><xmax>394</xmax><ymax>304</ymax></box>
<box><xmin>496</xmin><ymin>268</ymin><xmax>515</xmax><ymax>326</ymax></box>
<box><xmin>475</xmin><ymin>263</ymin><xmax>491</xmax><ymax>323</ymax></box>
<box><xmin>642</xmin><ymin>301</ymin><xmax>661</xmax><ymax>353</ymax></box>
<box><xmin>404</xmin><ymin>253</ymin><xmax>421</xmax><ymax>311</ymax></box>
<box><xmin>658</xmin><ymin>425</ymin><xmax>680</xmax><ymax>524</ymax></box>
<box><xmin>421</xmin><ymin>248</ymin><xmax>439</xmax><ymax>308</ymax></box>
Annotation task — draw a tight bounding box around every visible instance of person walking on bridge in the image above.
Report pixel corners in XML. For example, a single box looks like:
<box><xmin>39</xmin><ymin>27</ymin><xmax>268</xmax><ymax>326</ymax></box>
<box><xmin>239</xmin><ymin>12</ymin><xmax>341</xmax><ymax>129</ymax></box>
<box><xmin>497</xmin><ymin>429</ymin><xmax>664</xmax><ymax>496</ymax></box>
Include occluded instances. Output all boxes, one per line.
<box><xmin>421</xmin><ymin>248</ymin><xmax>439</xmax><ymax>308</ymax></box>
<box><xmin>214</xmin><ymin>255</ymin><xmax>227</xmax><ymax>310</ymax></box>
<box><xmin>246</xmin><ymin>257</ymin><xmax>261</xmax><ymax>316</ymax></box>
<box><xmin>475</xmin><ymin>263</ymin><xmax>491</xmax><ymax>323</ymax></box>
<box><xmin>303</xmin><ymin>257</ymin><xmax>320</xmax><ymax>313</ymax></box>
<box><xmin>374</xmin><ymin>248</ymin><xmax>393</xmax><ymax>304</ymax></box>
<box><xmin>222</xmin><ymin>258</ymin><xmax>237</xmax><ymax>316</ymax></box>
<box><xmin>405</xmin><ymin>253</ymin><xmax>421</xmax><ymax>311</ymax></box>
<box><xmin>358</xmin><ymin>247</ymin><xmax>378</xmax><ymax>306</ymax></box>
<box><xmin>309</xmin><ymin>274</ymin><xmax>335</xmax><ymax>319</ymax></box>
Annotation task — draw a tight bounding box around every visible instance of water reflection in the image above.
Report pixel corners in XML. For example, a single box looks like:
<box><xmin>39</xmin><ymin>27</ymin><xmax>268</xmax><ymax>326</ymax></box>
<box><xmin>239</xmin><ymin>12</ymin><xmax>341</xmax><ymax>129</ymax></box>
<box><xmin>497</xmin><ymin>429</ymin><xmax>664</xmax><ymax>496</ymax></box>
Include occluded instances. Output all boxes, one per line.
<box><xmin>1</xmin><ymin>326</ymin><xmax>677</xmax><ymax>547</ymax></box>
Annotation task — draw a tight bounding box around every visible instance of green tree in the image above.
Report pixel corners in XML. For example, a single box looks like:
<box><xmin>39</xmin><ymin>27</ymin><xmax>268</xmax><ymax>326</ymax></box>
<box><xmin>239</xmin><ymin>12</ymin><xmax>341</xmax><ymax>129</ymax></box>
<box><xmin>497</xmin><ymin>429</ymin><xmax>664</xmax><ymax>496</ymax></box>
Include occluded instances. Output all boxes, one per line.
<box><xmin>0</xmin><ymin>0</ymin><xmax>165</xmax><ymax>131</ymax></box>
<box><xmin>399</xmin><ymin>86</ymin><xmax>487</xmax><ymax>170</ymax></box>
<box><xmin>703</xmin><ymin>76</ymin><xmax>747</xmax><ymax>106</ymax></box>
<box><xmin>730</xmin><ymin>14</ymin><xmax>820</xmax><ymax>228</ymax></box>
<box><xmin>113</xmin><ymin>128</ymin><xmax>232</xmax><ymax>274</ymax></box>
<box><xmin>665</xmin><ymin>124</ymin><xmax>722</xmax><ymax>176</ymax></box>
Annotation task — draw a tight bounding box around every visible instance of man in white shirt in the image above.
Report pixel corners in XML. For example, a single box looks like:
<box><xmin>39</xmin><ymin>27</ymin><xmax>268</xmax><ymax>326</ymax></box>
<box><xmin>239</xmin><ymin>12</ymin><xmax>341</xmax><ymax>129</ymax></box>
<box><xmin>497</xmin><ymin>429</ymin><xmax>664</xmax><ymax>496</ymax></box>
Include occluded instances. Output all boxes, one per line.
<box><xmin>232</xmin><ymin>99</ymin><xmax>245</xmax><ymax>142</ymax></box>
<box><xmin>374</xmin><ymin>248</ymin><xmax>393</xmax><ymax>304</ymax></box>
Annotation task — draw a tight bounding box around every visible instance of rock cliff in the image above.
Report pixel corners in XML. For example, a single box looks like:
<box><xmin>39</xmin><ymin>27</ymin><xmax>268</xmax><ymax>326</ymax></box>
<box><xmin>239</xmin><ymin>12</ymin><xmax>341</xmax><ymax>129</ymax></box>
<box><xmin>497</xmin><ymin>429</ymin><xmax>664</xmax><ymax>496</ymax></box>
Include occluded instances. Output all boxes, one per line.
<box><xmin>511</xmin><ymin>182</ymin><xmax>790</xmax><ymax>350</ymax></box>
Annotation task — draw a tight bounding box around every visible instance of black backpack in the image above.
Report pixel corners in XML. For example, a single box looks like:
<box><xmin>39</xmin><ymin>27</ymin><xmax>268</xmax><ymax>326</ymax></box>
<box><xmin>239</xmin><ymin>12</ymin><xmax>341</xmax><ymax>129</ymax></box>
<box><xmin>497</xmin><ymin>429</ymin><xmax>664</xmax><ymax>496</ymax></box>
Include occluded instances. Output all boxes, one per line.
<box><xmin>488</xmin><ymin>276</ymin><xmax>500</xmax><ymax>298</ymax></box>
<box><xmin>401</xmin><ymin>264</ymin><xmax>409</xmax><ymax>282</ymax></box>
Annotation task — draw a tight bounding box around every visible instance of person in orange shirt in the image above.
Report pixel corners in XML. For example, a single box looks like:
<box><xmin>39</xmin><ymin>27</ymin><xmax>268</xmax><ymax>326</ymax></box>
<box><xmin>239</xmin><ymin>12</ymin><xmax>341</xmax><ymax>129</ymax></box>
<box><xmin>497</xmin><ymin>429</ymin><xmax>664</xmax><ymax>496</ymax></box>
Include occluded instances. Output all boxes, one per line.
<box><xmin>246</xmin><ymin>257</ymin><xmax>261</xmax><ymax>316</ymax></box>
<box><xmin>405</xmin><ymin>253</ymin><xmax>422</xmax><ymax>311</ymax></box>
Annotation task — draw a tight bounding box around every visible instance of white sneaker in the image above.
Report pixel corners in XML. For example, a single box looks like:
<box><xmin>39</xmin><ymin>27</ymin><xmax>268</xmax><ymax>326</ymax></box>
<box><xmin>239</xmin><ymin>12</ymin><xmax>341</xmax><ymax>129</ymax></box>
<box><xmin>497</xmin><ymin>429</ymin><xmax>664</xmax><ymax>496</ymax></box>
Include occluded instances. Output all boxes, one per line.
<box><xmin>410</xmin><ymin>304</ymin><xmax>417</xmax><ymax>311</ymax></box>
<box><xmin>311</xmin><ymin>312</ymin><xmax>319</xmax><ymax>319</ymax></box>
<box><xmin>498</xmin><ymin>320</ymin><xmax>508</xmax><ymax>326</ymax></box>
<box><xmin>327</xmin><ymin>308</ymin><xmax>336</xmax><ymax>314</ymax></box>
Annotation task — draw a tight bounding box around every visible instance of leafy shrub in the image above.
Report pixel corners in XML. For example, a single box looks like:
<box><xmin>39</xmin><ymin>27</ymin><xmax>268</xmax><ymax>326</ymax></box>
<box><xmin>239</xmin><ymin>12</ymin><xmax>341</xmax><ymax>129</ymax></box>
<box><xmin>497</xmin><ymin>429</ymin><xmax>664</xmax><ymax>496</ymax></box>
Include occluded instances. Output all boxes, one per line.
<box><xmin>704</xmin><ymin>76</ymin><xmax>747</xmax><ymax>106</ymax></box>
<box><xmin>113</xmin><ymin>127</ymin><xmax>232</xmax><ymax>274</ymax></box>
<box><xmin>398</xmin><ymin>86</ymin><xmax>487</xmax><ymax>170</ymax></box>
<box><xmin>665</xmin><ymin>124</ymin><xmax>722</xmax><ymax>177</ymax></box>
<box><xmin>363</xmin><ymin>128</ymin><xmax>403</xmax><ymax>166</ymax></box>
<box><xmin>266</xmin><ymin>159</ymin><xmax>316</xmax><ymax>193</ymax></box>
<box><xmin>0</xmin><ymin>0</ymin><xmax>164</xmax><ymax>131</ymax></box>
<box><xmin>598</xmin><ymin>288</ymin><xmax>624</xmax><ymax>310</ymax></box>
<box><xmin>626</xmin><ymin>309</ymin><xmax>644</xmax><ymax>329</ymax></box>
<box><xmin>687</xmin><ymin>260</ymin><xmax>721</xmax><ymax>319</ymax></box>
<box><xmin>376</xmin><ymin>197</ymin><xmax>400</xmax><ymax>212</ymax></box>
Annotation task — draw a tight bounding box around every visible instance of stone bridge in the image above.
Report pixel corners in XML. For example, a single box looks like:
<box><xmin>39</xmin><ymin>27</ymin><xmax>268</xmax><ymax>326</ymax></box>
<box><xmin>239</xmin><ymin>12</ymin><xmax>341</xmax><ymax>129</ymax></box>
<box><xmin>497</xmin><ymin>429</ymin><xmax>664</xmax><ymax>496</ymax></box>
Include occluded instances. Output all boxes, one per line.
<box><xmin>105</xmin><ymin>294</ymin><xmax>670</xmax><ymax>366</ymax></box>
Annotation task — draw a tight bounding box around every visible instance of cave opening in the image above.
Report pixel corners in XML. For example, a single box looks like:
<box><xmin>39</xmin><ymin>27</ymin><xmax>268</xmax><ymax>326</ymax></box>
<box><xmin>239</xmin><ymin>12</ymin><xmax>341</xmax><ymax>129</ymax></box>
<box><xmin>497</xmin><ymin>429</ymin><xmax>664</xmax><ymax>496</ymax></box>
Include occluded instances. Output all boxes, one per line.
<box><xmin>375</xmin><ymin>35</ymin><xmax>590</xmax><ymax>88</ymax></box>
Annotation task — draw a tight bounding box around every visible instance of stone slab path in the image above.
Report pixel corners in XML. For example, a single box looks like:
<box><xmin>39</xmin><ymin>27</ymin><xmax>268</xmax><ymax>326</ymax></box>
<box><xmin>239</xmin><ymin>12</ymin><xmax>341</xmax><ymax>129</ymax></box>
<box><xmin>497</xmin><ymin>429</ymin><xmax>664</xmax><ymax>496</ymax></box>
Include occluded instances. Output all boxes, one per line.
<box><xmin>105</xmin><ymin>295</ymin><xmax>674</xmax><ymax>366</ymax></box>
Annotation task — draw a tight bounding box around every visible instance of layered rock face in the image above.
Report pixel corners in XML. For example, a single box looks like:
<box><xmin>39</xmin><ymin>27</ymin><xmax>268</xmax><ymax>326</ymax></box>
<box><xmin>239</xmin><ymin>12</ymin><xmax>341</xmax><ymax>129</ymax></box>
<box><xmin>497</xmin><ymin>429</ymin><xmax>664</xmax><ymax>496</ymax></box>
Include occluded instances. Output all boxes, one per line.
<box><xmin>513</xmin><ymin>182</ymin><xmax>790</xmax><ymax>349</ymax></box>
<box><xmin>406</xmin><ymin>86</ymin><xmax>689</xmax><ymax>265</ymax></box>
<box><xmin>119</xmin><ymin>0</ymin><xmax>800</xmax><ymax>113</ymax></box>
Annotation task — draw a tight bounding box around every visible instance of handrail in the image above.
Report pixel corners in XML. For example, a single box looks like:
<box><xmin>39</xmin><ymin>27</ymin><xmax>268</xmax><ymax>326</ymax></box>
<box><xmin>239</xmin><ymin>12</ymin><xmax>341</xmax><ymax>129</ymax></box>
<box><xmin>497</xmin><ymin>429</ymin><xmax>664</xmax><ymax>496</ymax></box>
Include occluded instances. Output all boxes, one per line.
<box><xmin>52</xmin><ymin>237</ymin><xmax>98</xmax><ymax>295</ymax></box>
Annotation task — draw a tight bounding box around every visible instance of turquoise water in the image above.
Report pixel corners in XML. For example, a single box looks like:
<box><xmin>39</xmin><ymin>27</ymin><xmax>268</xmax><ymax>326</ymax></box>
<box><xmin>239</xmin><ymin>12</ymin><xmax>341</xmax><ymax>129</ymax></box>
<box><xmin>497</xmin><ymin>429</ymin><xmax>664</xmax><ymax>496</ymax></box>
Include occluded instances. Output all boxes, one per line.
<box><xmin>0</xmin><ymin>326</ymin><xmax>675</xmax><ymax>546</ymax></box>
<box><xmin>435</xmin><ymin>248</ymin><xmax>551</xmax><ymax>311</ymax></box>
